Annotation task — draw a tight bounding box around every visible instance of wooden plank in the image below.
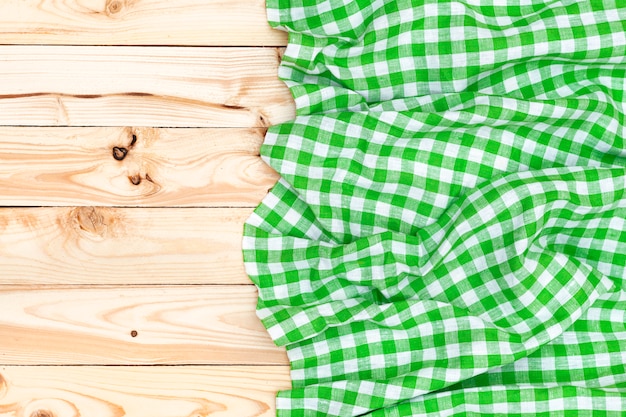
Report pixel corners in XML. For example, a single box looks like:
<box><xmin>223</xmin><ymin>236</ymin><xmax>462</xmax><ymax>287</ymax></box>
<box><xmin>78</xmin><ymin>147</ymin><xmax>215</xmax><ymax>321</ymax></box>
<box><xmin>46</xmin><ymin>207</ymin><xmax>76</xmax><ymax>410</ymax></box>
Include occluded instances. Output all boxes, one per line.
<box><xmin>0</xmin><ymin>285</ymin><xmax>288</xmax><ymax>365</ymax></box>
<box><xmin>0</xmin><ymin>207</ymin><xmax>259</xmax><ymax>285</ymax></box>
<box><xmin>0</xmin><ymin>127</ymin><xmax>277</xmax><ymax>207</ymax></box>
<box><xmin>0</xmin><ymin>46</ymin><xmax>294</xmax><ymax>127</ymax></box>
<box><xmin>0</xmin><ymin>365</ymin><xmax>291</xmax><ymax>417</ymax></box>
<box><xmin>0</xmin><ymin>0</ymin><xmax>288</xmax><ymax>46</ymax></box>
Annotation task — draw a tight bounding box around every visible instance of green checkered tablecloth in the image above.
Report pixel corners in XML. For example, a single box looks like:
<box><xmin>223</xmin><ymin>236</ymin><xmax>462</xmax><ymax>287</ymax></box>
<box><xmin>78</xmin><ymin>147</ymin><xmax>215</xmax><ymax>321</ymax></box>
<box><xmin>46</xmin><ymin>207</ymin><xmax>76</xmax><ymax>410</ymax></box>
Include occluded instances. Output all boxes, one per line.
<box><xmin>243</xmin><ymin>1</ymin><xmax>626</xmax><ymax>415</ymax></box>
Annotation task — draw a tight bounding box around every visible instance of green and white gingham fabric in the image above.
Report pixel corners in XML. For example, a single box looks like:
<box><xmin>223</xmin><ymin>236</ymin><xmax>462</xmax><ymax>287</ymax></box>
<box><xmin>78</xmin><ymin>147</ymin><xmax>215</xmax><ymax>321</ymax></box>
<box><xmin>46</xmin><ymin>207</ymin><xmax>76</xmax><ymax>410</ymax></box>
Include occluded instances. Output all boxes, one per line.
<box><xmin>243</xmin><ymin>1</ymin><xmax>626</xmax><ymax>415</ymax></box>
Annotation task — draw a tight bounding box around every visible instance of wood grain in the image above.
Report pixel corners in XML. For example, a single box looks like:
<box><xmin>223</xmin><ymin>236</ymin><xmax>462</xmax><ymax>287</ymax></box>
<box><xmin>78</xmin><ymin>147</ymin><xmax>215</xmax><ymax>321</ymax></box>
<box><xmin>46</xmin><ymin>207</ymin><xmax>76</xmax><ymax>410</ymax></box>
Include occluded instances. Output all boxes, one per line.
<box><xmin>0</xmin><ymin>365</ymin><xmax>291</xmax><ymax>417</ymax></box>
<box><xmin>0</xmin><ymin>0</ymin><xmax>288</xmax><ymax>46</ymax></box>
<box><xmin>0</xmin><ymin>207</ymin><xmax>260</xmax><ymax>285</ymax></box>
<box><xmin>0</xmin><ymin>285</ymin><xmax>288</xmax><ymax>365</ymax></box>
<box><xmin>0</xmin><ymin>127</ymin><xmax>278</xmax><ymax>207</ymax></box>
<box><xmin>0</xmin><ymin>46</ymin><xmax>294</xmax><ymax>127</ymax></box>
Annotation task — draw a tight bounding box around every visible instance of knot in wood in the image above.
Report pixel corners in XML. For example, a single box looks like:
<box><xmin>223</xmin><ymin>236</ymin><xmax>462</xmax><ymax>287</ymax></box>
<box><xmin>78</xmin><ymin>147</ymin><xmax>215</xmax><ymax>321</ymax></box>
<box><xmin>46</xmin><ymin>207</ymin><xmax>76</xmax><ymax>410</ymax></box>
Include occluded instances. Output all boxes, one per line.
<box><xmin>129</xmin><ymin>174</ymin><xmax>142</xmax><ymax>186</ymax></box>
<box><xmin>30</xmin><ymin>411</ymin><xmax>56</xmax><ymax>417</ymax></box>
<box><xmin>106</xmin><ymin>0</ymin><xmax>123</xmax><ymax>14</ymax></box>
<box><xmin>112</xmin><ymin>147</ymin><xmax>128</xmax><ymax>161</ymax></box>
<box><xmin>74</xmin><ymin>207</ymin><xmax>108</xmax><ymax>238</ymax></box>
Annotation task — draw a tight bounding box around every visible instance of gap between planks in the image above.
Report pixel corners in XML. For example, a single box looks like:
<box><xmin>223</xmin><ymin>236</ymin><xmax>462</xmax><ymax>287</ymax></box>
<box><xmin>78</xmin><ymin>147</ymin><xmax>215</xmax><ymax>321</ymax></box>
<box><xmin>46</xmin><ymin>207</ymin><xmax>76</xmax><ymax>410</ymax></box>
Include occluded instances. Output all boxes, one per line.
<box><xmin>0</xmin><ymin>365</ymin><xmax>291</xmax><ymax>417</ymax></box>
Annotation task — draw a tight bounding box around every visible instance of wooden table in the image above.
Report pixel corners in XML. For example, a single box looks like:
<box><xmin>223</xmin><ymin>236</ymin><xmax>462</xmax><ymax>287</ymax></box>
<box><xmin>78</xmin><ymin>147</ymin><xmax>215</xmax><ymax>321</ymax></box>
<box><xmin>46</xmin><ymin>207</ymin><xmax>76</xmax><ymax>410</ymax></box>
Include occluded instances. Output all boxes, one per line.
<box><xmin>0</xmin><ymin>1</ymin><xmax>293</xmax><ymax>415</ymax></box>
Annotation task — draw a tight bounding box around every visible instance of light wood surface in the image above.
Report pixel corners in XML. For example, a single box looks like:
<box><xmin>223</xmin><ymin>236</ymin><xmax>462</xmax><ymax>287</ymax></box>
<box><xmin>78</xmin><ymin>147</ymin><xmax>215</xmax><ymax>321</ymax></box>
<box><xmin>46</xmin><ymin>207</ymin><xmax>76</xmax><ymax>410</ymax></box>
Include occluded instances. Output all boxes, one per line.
<box><xmin>0</xmin><ymin>366</ymin><xmax>291</xmax><ymax>417</ymax></box>
<box><xmin>0</xmin><ymin>1</ymin><xmax>294</xmax><ymax>415</ymax></box>
<box><xmin>0</xmin><ymin>285</ymin><xmax>288</xmax><ymax>365</ymax></box>
<box><xmin>0</xmin><ymin>46</ymin><xmax>294</xmax><ymax>127</ymax></box>
<box><xmin>0</xmin><ymin>0</ymin><xmax>288</xmax><ymax>46</ymax></box>
<box><xmin>0</xmin><ymin>207</ymin><xmax>255</xmax><ymax>284</ymax></box>
<box><xmin>0</xmin><ymin>127</ymin><xmax>278</xmax><ymax>207</ymax></box>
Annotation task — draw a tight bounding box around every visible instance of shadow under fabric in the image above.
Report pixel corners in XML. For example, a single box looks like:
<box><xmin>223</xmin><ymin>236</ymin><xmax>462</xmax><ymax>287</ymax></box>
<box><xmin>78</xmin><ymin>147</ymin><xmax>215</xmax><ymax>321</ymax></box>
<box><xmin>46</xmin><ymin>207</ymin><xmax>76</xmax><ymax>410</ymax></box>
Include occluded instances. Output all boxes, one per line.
<box><xmin>243</xmin><ymin>1</ymin><xmax>626</xmax><ymax>415</ymax></box>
